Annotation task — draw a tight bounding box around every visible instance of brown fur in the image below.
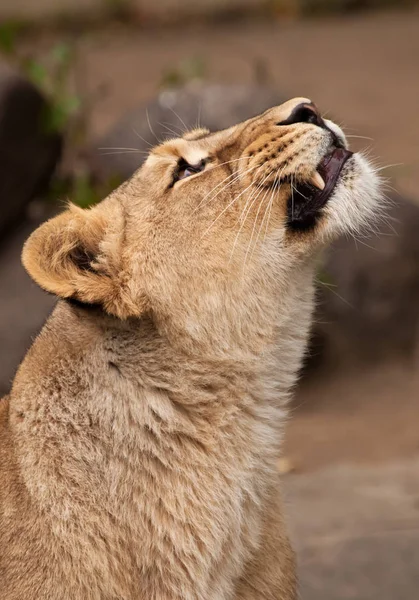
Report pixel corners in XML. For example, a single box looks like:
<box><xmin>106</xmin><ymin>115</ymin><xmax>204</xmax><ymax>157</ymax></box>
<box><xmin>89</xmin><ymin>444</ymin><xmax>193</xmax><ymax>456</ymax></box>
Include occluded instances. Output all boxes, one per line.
<box><xmin>0</xmin><ymin>98</ymin><xmax>382</xmax><ymax>599</ymax></box>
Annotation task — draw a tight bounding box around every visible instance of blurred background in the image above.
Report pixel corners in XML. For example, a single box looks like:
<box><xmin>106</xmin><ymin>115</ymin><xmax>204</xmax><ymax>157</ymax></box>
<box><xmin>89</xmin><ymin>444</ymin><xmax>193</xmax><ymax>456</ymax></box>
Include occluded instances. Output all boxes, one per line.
<box><xmin>1</xmin><ymin>1</ymin><xmax>419</xmax><ymax>598</ymax></box>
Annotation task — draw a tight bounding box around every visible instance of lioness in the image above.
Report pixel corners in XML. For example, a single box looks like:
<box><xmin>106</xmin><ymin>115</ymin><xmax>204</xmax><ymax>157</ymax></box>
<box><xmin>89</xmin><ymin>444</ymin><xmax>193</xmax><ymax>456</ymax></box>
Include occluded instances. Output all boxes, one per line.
<box><xmin>0</xmin><ymin>99</ymin><xmax>381</xmax><ymax>599</ymax></box>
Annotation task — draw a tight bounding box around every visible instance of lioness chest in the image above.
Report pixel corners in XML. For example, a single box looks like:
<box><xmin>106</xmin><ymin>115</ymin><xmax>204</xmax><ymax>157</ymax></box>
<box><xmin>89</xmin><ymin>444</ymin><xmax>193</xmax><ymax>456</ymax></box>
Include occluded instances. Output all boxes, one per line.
<box><xmin>2</xmin><ymin>345</ymin><xmax>283</xmax><ymax>600</ymax></box>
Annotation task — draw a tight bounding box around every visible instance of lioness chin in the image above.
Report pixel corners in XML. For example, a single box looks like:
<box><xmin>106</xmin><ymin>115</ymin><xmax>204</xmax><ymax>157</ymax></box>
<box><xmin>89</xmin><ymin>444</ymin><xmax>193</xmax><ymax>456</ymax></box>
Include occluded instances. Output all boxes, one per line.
<box><xmin>0</xmin><ymin>98</ymin><xmax>382</xmax><ymax>599</ymax></box>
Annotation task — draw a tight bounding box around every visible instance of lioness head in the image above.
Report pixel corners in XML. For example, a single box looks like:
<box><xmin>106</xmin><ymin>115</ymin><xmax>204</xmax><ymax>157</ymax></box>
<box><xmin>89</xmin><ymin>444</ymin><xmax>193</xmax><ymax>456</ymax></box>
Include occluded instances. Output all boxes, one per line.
<box><xmin>23</xmin><ymin>98</ymin><xmax>381</xmax><ymax>351</ymax></box>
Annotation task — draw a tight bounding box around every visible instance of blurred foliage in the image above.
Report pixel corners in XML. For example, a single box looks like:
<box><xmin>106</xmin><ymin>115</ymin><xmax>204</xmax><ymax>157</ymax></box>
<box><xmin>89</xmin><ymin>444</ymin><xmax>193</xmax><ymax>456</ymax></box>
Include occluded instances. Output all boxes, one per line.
<box><xmin>103</xmin><ymin>0</ymin><xmax>131</xmax><ymax>19</ymax></box>
<box><xmin>25</xmin><ymin>44</ymin><xmax>81</xmax><ymax>133</ymax></box>
<box><xmin>0</xmin><ymin>21</ymin><xmax>26</xmax><ymax>54</ymax></box>
<box><xmin>0</xmin><ymin>24</ymin><xmax>80</xmax><ymax>133</ymax></box>
<box><xmin>0</xmin><ymin>0</ymin><xmax>417</xmax><ymax>32</ymax></box>
<box><xmin>0</xmin><ymin>22</ymin><xmax>120</xmax><ymax>208</ymax></box>
<box><xmin>160</xmin><ymin>57</ymin><xmax>207</xmax><ymax>89</ymax></box>
<box><xmin>48</xmin><ymin>171</ymin><xmax>123</xmax><ymax>209</ymax></box>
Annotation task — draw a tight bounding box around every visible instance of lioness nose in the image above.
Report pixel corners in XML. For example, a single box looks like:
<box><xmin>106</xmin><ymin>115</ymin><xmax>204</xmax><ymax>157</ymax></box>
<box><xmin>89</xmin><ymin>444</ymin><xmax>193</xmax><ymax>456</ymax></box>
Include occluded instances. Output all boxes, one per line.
<box><xmin>279</xmin><ymin>102</ymin><xmax>324</xmax><ymax>127</ymax></box>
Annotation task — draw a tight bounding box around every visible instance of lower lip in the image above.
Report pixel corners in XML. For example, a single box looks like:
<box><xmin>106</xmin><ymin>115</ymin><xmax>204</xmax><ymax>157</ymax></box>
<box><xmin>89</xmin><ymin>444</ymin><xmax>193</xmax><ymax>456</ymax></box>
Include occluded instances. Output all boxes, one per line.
<box><xmin>316</xmin><ymin>147</ymin><xmax>353</xmax><ymax>205</ymax></box>
<box><xmin>286</xmin><ymin>147</ymin><xmax>354</xmax><ymax>230</ymax></box>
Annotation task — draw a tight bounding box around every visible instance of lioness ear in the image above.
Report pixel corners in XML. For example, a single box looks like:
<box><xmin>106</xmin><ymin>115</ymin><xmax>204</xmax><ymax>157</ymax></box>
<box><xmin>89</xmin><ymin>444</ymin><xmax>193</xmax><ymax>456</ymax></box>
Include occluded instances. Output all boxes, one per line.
<box><xmin>22</xmin><ymin>202</ymin><xmax>140</xmax><ymax>318</ymax></box>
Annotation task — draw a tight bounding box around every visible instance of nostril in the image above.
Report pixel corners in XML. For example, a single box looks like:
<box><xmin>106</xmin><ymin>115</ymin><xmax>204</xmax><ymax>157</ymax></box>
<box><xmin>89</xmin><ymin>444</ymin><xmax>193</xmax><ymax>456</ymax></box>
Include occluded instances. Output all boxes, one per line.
<box><xmin>278</xmin><ymin>103</ymin><xmax>323</xmax><ymax>127</ymax></box>
<box><xmin>296</xmin><ymin>106</ymin><xmax>320</xmax><ymax>125</ymax></box>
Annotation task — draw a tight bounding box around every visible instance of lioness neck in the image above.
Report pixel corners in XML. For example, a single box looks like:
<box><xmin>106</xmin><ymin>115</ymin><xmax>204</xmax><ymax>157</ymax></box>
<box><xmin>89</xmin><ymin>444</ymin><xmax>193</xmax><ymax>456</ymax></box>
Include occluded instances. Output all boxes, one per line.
<box><xmin>5</xmin><ymin>271</ymin><xmax>314</xmax><ymax>598</ymax></box>
<box><xmin>13</xmin><ymin>265</ymin><xmax>315</xmax><ymax>455</ymax></box>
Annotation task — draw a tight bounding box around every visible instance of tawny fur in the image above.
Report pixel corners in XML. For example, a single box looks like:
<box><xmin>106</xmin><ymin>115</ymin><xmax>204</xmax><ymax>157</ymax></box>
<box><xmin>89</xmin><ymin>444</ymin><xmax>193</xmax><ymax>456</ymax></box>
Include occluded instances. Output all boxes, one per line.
<box><xmin>0</xmin><ymin>98</ymin><xmax>382</xmax><ymax>599</ymax></box>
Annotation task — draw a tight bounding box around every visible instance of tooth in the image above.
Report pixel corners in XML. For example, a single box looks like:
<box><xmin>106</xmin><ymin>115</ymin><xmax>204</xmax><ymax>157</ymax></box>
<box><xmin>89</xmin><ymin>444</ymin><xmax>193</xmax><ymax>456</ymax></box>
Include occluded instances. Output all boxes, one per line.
<box><xmin>311</xmin><ymin>171</ymin><xmax>325</xmax><ymax>191</ymax></box>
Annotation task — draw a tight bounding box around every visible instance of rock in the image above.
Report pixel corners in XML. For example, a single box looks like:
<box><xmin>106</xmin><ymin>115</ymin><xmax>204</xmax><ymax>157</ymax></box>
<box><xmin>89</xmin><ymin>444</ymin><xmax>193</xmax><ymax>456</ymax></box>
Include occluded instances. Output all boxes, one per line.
<box><xmin>310</xmin><ymin>195</ymin><xmax>419</xmax><ymax>369</ymax></box>
<box><xmin>0</xmin><ymin>214</ymin><xmax>56</xmax><ymax>398</ymax></box>
<box><xmin>0</xmin><ymin>64</ymin><xmax>62</xmax><ymax>240</ymax></box>
<box><xmin>89</xmin><ymin>83</ymin><xmax>283</xmax><ymax>181</ymax></box>
<box><xmin>0</xmin><ymin>210</ymin><xmax>58</xmax><ymax>397</ymax></box>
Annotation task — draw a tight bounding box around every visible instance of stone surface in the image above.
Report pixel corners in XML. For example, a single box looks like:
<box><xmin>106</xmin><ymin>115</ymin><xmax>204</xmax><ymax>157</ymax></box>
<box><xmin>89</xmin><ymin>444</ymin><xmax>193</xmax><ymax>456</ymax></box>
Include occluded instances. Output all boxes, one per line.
<box><xmin>286</xmin><ymin>357</ymin><xmax>419</xmax><ymax>472</ymax></box>
<box><xmin>0</xmin><ymin>210</ymin><xmax>57</xmax><ymax>397</ymax></box>
<box><xmin>285</xmin><ymin>458</ymin><xmax>419</xmax><ymax>600</ymax></box>
<box><xmin>90</xmin><ymin>82</ymin><xmax>282</xmax><ymax>181</ymax></box>
<box><xmin>0</xmin><ymin>64</ymin><xmax>62</xmax><ymax>240</ymax></box>
<box><xmin>311</xmin><ymin>195</ymin><xmax>419</xmax><ymax>367</ymax></box>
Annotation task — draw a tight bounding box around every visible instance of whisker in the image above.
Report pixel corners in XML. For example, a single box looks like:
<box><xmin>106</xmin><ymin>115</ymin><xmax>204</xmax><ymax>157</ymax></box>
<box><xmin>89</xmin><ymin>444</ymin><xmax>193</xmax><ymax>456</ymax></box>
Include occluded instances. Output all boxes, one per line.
<box><xmin>132</xmin><ymin>128</ymin><xmax>153</xmax><ymax>148</ymax></box>
<box><xmin>243</xmin><ymin>186</ymin><xmax>272</xmax><ymax>269</ymax></box>
<box><xmin>263</xmin><ymin>188</ymin><xmax>275</xmax><ymax>242</ymax></box>
<box><xmin>167</xmin><ymin>106</ymin><xmax>188</xmax><ymax>133</ymax></box>
<box><xmin>192</xmin><ymin>159</ymin><xmax>247</xmax><ymax>208</ymax></box>
<box><xmin>193</xmin><ymin>167</ymin><xmax>249</xmax><ymax>215</ymax></box>
<box><xmin>229</xmin><ymin>186</ymin><xmax>261</xmax><ymax>264</ymax></box>
<box><xmin>375</xmin><ymin>163</ymin><xmax>404</xmax><ymax>173</ymax></box>
<box><xmin>255</xmin><ymin>168</ymin><xmax>283</xmax><ymax>249</ymax></box>
<box><xmin>192</xmin><ymin>158</ymin><xmax>257</xmax><ymax>215</ymax></box>
<box><xmin>291</xmin><ymin>180</ymin><xmax>309</xmax><ymax>202</ymax></box>
<box><xmin>239</xmin><ymin>168</ymin><xmax>276</xmax><ymax>226</ymax></box>
<box><xmin>99</xmin><ymin>151</ymin><xmax>147</xmax><ymax>156</ymax></box>
<box><xmin>291</xmin><ymin>173</ymin><xmax>295</xmax><ymax>221</ymax></box>
<box><xmin>98</xmin><ymin>147</ymin><xmax>149</xmax><ymax>157</ymax></box>
<box><xmin>236</xmin><ymin>168</ymin><xmax>274</xmax><ymax>227</ymax></box>
<box><xmin>146</xmin><ymin>108</ymin><xmax>160</xmax><ymax>144</ymax></box>
<box><xmin>263</xmin><ymin>166</ymin><xmax>284</xmax><ymax>242</ymax></box>
<box><xmin>380</xmin><ymin>183</ymin><xmax>399</xmax><ymax>194</ymax></box>
<box><xmin>158</xmin><ymin>122</ymin><xmax>182</xmax><ymax>138</ymax></box>
<box><xmin>346</xmin><ymin>135</ymin><xmax>374</xmax><ymax>141</ymax></box>
<box><xmin>201</xmin><ymin>164</ymin><xmax>266</xmax><ymax>239</ymax></box>
<box><xmin>195</xmin><ymin>102</ymin><xmax>202</xmax><ymax>130</ymax></box>
<box><xmin>317</xmin><ymin>279</ymin><xmax>353</xmax><ymax>308</ymax></box>
<box><xmin>256</xmin><ymin>192</ymin><xmax>273</xmax><ymax>250</ymax></box>
<box><xmin>351</xmin><ymin>235</ymin><xmax>378</xmax><ymax>251</ymax></box>
<box><xmin>229</xmin><ymin>168</ymin><xmax>276</xmax><ymax>262</ymax></box>
<box><xmin>161</xmin><ymin>121</ymin><xmax>184</xmax><ymax>134</ymax></box>
<box><xmin>98</xmin><ymin>146</ymin><xmax>147</xmax><ymax>152</ymax></box>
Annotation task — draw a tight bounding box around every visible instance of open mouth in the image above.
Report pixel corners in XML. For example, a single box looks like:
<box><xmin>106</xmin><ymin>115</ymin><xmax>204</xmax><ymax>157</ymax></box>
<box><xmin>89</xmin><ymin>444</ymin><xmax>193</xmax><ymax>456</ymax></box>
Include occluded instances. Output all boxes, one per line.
<box><xmin>287</xmin><ymin>146</ymin><xmax>353</xmax><ymax>231</ymax></box>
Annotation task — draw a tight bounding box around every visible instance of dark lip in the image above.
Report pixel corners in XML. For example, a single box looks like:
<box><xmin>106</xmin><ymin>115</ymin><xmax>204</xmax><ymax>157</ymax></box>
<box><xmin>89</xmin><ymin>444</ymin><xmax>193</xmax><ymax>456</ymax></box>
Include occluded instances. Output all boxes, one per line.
<box><xmin>315</xmin><ymin>147</ymin><xmax>353</xmax><ymax>205</ymax></box>
<box><xmin>287</xmin><ymin>146</ymin><xmax>353</xmax><ymax>231</ymax></box>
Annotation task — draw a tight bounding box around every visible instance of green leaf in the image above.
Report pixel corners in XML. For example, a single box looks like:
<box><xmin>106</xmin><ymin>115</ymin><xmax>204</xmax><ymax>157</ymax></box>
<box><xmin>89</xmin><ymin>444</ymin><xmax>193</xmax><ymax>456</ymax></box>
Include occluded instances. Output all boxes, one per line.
<box><xmin>24</xmin><ymin>59</ymin><xmax>48</xmax><ymax>87</ymax></box>
<box><xmin>51</xmin><ymin>43</ymin><xmax>72</xmax><ymax>66</ymax></box>
<box><xmin>160</xmin><ymin>56</ymin><xmax>207</xmax><ymax>89</ymax></box>
<box><xmin>0</xmin><ymin>22</ymin><xmax>20</xmax><ymax>54</ymax></box>
<box><xmin>72</xmin><ymin>173</ymin><xmax>99</xmax><ymax>208</ymax></box>
<box><xmin>182</xmin><ymin>56</ymin><xmax>206</xmax><ymax>80</ymax></box>
<box><xmin>63</xmin><ymin>95</ymin><xmax>81</xmax><ymax>114</ymax></box>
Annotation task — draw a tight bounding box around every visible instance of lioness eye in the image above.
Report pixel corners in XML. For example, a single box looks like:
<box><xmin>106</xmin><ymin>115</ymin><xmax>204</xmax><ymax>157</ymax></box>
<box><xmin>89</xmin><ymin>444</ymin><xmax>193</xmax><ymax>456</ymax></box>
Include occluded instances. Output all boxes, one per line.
<box><xmin>175</xmin><ymin>158</ymin><xmax>207</xmax><ymax>183</ymax></box>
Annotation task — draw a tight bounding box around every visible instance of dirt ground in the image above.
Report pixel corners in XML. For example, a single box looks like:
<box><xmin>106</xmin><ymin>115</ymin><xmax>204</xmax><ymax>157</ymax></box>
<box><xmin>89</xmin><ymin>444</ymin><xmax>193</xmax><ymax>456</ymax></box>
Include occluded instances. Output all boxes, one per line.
<box><xmin>286</xmin><ymin>359</ymin><xmax>419</xmax><ymax>472</ymax></box>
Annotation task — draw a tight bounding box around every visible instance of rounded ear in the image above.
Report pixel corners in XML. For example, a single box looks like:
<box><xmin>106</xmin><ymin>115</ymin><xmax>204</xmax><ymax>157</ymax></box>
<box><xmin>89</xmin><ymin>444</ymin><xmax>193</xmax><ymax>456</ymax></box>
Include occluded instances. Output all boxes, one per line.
<box><xmin>22</xmin><ymin>202</ymin><xmax>141</xmax><ymax>318</ymax></box>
